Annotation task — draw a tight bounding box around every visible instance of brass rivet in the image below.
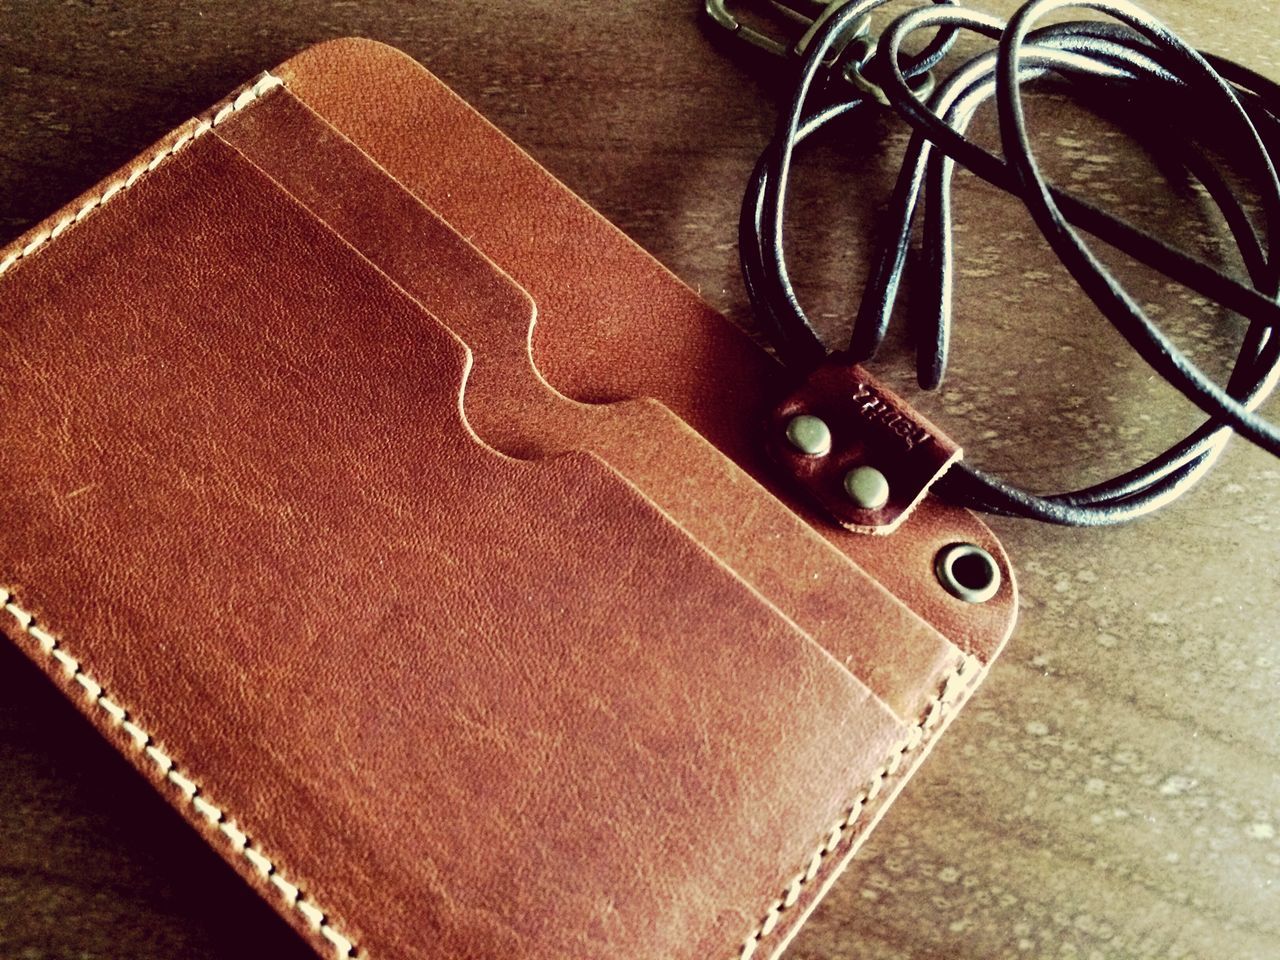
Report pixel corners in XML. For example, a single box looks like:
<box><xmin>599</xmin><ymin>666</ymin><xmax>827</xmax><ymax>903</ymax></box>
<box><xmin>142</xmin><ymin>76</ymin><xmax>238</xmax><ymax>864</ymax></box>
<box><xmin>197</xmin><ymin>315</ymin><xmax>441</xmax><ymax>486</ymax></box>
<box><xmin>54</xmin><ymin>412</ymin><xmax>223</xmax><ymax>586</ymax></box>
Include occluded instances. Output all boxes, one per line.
<box><xmin>843</xmin><ymin>465</ymin><xmax>889</xmax><ymax>510</ymax></box>
<box><xmin>785</xmin><ymin>414</ymin><xmax>832</xmax><ymax>457</ymax></box>
<box><xmin>934</xmin><ymin>543</ymin><xmax>1001</xmax><ymax>604</ymax></box>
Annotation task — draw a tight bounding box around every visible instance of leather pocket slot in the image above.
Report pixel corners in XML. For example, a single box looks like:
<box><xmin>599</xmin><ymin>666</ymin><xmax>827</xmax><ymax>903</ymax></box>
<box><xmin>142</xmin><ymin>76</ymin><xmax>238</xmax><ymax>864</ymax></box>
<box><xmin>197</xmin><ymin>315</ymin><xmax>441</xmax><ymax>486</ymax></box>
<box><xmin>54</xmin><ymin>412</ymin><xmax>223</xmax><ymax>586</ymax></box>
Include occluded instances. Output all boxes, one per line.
<box><xmin>0</xmin><ymin>125</ymin><xmax>913</xmax><ymax>960</ymax></box>
<box><xmin>214</xmin><ymin>88</ymin><xmax>965</xmax><ymax>723</ymax></box>
<box><xmin>279</xmin><ymin>38</ymin><xmax>1017</xmax><ymax>664</ymax></box>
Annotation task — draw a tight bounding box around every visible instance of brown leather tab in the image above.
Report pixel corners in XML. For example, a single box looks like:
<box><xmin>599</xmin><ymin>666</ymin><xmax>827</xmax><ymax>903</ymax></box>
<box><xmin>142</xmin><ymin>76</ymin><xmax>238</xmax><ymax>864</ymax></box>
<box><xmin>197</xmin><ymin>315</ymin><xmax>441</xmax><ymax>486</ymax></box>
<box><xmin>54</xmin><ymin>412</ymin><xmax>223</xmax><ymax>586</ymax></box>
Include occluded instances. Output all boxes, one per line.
<box><xmin>766</xmin><ymin>358</ymin><xmax>962</xmax><ymax>535</ymax></box>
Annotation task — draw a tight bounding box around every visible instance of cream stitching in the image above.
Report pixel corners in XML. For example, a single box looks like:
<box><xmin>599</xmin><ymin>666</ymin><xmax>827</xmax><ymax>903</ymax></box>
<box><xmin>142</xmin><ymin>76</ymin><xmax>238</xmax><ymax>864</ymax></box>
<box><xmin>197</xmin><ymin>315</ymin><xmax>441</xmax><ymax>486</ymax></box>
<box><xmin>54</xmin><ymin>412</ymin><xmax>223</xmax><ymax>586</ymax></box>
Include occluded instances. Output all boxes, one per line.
<box><xmin>0</xmin><ymin>72</ymin><xmax>283</xmax><ymax>282</ymax></box>
<box><xmin>0</xmin><ymin>70</ymin><xmax>359</xmax><ymax>956</ymax></box>
<box><xmin>1</xmin><ymin>595</ymin><xmax>354</xmax><ymax>945</ymax></box>
<box><xmin>1</xmin><ymin>587</ymin><xmax>359</xmax><ymax>959</ymax></box>
<box><xmin>736</xmin><ymin>653</ymin><xmax>984</xmax><ymax>960</ymax></box>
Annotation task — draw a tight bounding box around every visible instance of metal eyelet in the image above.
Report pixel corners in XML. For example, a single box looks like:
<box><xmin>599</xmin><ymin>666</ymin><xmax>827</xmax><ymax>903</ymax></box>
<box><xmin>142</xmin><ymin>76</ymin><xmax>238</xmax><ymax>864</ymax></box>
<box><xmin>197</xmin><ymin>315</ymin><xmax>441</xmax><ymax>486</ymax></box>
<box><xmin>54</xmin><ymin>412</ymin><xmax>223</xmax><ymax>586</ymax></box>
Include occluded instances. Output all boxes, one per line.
<box><xmin>934</xmin><ymin>542</ymin><xmax>1001</xmax><ymax>604</ymax></box>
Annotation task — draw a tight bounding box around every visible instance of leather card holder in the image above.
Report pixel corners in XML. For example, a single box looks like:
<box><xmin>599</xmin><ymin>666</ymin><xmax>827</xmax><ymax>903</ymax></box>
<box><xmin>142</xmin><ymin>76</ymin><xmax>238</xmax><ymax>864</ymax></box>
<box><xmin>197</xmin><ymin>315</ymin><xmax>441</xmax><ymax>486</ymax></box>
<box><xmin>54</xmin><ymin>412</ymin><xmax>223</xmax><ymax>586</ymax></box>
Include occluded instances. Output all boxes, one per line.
<box><xmin>0</xmin><ymin>42</ymin><xmax>1017</xmax><ymax>960</ymax></box>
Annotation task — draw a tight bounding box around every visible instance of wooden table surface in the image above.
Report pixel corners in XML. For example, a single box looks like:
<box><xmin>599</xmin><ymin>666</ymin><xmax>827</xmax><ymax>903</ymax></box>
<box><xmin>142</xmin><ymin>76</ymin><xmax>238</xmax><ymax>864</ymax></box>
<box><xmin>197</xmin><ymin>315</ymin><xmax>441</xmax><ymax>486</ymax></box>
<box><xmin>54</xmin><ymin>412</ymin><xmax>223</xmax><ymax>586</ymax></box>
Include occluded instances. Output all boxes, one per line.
<box><xmin>1</xmin><ymin>1</ymin><xmax>1277</xmax><ymax>958</ymax></box>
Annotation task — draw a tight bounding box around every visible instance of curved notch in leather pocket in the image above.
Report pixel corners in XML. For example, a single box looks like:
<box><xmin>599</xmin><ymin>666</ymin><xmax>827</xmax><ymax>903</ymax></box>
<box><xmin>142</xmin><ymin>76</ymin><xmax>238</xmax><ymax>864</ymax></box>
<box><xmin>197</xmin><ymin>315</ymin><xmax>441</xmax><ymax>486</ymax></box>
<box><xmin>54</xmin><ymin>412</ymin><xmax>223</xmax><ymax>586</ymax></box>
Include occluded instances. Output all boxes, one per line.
<box><xmin>215</xmin><ymin>90</ymin><xmax>965</xmax><ymax>723</ymax></box>
<box><xmin>277</xmin><ymin>38</ymin><xmax>1017</xmax><ymax>664</ymax></box>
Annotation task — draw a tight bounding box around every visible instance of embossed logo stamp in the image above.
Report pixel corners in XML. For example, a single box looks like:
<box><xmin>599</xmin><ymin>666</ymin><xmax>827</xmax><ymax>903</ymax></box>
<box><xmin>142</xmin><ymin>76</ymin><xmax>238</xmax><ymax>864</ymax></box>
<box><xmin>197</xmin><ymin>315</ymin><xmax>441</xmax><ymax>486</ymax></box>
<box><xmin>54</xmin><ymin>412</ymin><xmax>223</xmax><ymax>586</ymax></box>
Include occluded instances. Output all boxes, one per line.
<box><xmin>850</xmin><ymin>383</ymin><xmax>933</xmax><ymax>451</ymax></box>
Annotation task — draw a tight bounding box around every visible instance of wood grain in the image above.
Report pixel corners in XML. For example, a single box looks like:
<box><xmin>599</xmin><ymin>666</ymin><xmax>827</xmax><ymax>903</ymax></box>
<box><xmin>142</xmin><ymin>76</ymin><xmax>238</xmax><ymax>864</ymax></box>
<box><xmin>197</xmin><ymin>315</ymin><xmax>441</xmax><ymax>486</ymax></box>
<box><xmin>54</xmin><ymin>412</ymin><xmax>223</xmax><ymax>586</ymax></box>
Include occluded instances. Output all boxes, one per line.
<box><xmin>0</xmin><ymin>1</ymin><xmax>1276</xmax><ymax>958</ymax></box>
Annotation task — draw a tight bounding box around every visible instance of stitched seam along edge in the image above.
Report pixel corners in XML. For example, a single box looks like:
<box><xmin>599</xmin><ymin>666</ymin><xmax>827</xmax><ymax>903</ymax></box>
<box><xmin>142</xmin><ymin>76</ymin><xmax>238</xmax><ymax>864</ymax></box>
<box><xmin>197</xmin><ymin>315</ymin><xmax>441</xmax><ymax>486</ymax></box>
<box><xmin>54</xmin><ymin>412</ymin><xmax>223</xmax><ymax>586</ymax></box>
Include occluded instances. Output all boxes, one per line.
<box><xmin>0</xmin><ymin>72</ymin><xmax>361</xmax><ymax>959</ymax></box>
<box><xmin>736</xmin><ymin>652</ymin><xmax>984</xmax><ymax>960</ymax></box>
<box><xmin>0</xmin><ymin>72</ymin><xmax>282</xmax><ymax>280</ymax></box>
<box><xmin>1</xmin><ymin>587</ymin><xmax>358</xmax><ymax>959</ymax></box>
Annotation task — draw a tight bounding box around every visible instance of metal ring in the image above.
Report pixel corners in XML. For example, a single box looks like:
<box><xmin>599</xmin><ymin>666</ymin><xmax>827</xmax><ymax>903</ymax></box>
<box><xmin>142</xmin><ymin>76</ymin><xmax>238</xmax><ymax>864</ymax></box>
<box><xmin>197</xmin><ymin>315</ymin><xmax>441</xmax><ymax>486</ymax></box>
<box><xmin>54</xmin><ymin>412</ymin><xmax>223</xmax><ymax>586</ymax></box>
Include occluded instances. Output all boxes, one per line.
<box><xmin>934</xmin><ymin>542</ymin><xmax>1001</xmax><ymax>604</ymax></box>
<box><xmin>841</xmin><ymin>35</ymin><xmax>891</xmax><ymax>105</ymax></box>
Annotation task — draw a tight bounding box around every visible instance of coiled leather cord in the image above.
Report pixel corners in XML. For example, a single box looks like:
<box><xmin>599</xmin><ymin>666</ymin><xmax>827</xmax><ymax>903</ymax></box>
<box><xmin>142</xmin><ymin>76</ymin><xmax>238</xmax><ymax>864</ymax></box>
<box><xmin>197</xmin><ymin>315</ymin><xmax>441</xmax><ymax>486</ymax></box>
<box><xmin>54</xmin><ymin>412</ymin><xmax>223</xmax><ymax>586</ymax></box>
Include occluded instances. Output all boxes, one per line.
<box><xmin>741</xmin><ymin>0</ymin><xmax>1280</xmax><ymax>524</ymax></box>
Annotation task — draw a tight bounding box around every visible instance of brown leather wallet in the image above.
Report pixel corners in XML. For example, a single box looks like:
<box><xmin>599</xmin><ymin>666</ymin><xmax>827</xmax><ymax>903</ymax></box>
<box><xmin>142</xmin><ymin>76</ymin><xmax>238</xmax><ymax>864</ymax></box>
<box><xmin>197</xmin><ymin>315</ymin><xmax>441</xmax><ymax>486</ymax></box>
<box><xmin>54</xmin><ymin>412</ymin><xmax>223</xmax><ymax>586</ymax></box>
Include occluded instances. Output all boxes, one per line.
<box><xmin>0</xmin><ymin>40</ymin><xmax>1017</xmax><ymax>960</ymax></box>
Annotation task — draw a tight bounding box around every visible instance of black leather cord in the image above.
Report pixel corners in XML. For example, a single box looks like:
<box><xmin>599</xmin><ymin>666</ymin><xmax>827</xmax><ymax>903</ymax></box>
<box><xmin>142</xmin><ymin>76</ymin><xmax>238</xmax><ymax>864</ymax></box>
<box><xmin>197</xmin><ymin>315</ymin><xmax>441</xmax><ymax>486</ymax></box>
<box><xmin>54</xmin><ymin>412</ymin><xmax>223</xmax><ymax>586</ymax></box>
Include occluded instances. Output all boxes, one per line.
<box><xmin>741</xmin><ymin>0</ymin><xmax>1280</xmax><ymax>524</ymax></box>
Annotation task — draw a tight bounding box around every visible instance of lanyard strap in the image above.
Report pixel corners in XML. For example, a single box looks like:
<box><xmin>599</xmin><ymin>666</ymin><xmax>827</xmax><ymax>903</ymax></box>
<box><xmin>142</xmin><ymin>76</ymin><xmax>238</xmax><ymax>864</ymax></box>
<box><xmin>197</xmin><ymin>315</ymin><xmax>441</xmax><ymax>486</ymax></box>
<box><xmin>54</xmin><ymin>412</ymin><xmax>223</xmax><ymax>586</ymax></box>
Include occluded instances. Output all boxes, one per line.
<box><xmin>733</xmin><ymin>0</ymin><xmax>1280</xmax><ymax>524</ymax></box>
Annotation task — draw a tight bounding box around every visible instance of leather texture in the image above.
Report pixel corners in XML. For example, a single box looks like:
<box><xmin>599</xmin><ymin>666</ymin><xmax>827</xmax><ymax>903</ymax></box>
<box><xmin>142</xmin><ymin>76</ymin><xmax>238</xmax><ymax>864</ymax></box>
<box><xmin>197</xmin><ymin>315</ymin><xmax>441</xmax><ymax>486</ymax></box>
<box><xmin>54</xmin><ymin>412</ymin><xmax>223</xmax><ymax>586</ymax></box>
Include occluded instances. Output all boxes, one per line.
<box><xmin>0</xmin><ymin>42</ymin><xmax>1017</xmax><ymax>960</ymax></box>
<box><xmin>215</xmin><ymin>89</ymin><xmax>962</xmax><ymax>722</ymax></box>
<box><xmin>277</xmin><ymin>40</ymin><xmax>1016</xmax><ymax>664</ymax></box>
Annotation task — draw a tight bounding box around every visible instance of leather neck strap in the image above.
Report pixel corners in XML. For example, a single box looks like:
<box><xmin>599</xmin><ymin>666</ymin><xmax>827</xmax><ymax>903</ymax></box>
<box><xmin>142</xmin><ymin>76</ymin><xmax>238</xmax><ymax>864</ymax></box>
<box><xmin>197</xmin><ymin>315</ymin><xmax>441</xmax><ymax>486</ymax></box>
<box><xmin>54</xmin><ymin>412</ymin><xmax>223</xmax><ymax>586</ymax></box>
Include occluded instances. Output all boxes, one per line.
<box><xmin>740</xmin><ymin>0</ymin><xmax>1280</xmax><ymax>525</ymax></box>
